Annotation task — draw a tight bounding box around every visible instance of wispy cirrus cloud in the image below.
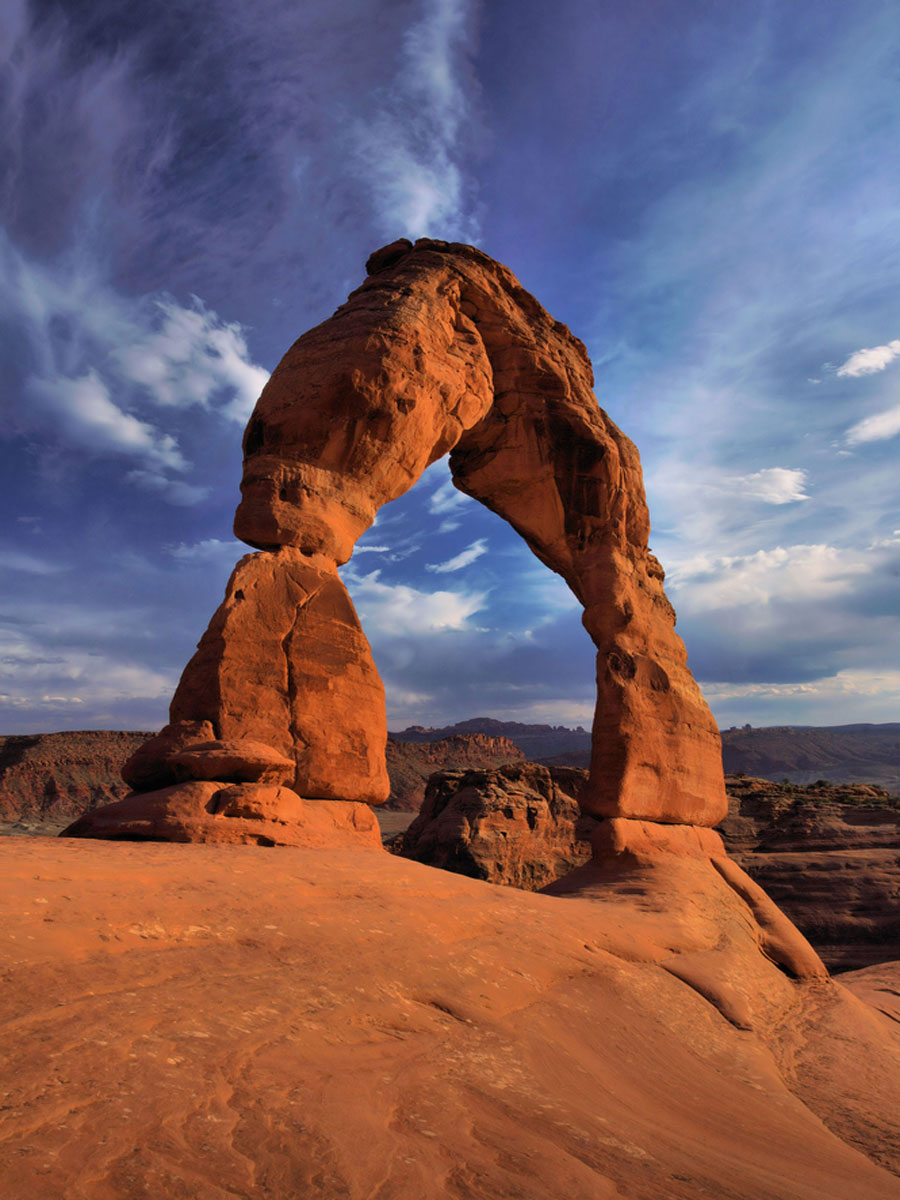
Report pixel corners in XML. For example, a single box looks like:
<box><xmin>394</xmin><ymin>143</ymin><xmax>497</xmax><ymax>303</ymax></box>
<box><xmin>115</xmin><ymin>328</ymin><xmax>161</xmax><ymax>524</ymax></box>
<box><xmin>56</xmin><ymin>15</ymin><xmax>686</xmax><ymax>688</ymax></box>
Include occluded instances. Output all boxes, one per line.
<box><xmin>351</xmin><ymin>0</ymin><xmax>480</xmax><ymax>239</ymax></box>
<box><xmin>0</xmin><ymin>233</ymin><xmax>267</xmax><ymax>500</ymax></box>
<box><xmin>426</xmin><ymin>538</ymin><xmax>488</xmax><ymax>573</ymax></box>
<box><xmin>736</xmin><ymin>468</ymin><xmax>809</xmax><ymax>505</ymax></box>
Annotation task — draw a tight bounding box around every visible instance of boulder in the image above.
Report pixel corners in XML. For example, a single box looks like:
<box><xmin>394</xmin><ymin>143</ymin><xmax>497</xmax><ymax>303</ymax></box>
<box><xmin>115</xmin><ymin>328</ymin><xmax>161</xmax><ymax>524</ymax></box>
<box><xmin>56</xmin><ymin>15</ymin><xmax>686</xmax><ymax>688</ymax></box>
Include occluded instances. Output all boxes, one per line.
<box><xmin>169</xmin><ymin>740</ymin><xmax>296</xmax><ymax>786</ymax></box>
<box><xmin>399</xmin><ymin>762</ymin><xmax>593</xmax><ymax>889</ymax></box>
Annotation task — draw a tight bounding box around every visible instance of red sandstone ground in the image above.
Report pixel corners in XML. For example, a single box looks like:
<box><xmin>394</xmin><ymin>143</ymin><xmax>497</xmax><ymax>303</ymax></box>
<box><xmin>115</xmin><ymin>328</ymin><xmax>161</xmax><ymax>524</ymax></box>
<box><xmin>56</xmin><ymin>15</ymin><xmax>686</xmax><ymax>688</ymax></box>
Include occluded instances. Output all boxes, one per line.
<box><xmin>2</xmin><ymin>837</ymin><xmax>900</xmax><ymax>1200</ymax></box>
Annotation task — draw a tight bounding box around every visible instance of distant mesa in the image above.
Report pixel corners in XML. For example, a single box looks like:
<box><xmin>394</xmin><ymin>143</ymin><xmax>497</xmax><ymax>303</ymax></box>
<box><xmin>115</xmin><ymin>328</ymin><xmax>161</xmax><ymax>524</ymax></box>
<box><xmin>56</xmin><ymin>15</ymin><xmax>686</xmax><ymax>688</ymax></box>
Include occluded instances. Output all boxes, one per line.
<box><xmin>65</xmin><ymin>237</ymin><xmax>726</xmax><ymax>849</ymax></box>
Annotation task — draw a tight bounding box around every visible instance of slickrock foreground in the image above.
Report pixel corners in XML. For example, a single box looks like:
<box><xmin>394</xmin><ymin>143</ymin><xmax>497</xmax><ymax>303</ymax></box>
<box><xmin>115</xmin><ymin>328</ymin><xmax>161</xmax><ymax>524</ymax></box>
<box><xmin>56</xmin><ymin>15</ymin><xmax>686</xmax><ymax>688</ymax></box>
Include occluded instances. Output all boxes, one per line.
<box><xmin>2</xmin><ymin>837</ymin><xmax>900</xmax><ymax>1200</ymax></box>
<box><xmin>73</xmin><ymin>237</ymin><xmax>726</xmax><ymax>844</ymax></box>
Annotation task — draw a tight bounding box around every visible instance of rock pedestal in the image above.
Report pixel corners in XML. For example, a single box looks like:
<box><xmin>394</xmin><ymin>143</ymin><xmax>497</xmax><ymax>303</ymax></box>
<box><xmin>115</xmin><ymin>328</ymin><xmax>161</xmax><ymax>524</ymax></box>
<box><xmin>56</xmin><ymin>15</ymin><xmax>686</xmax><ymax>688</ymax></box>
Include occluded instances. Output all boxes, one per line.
<box><xmin>69</xmin><ymin>238</ymin><xmax>727</xmax><ymax>846</ymax></box>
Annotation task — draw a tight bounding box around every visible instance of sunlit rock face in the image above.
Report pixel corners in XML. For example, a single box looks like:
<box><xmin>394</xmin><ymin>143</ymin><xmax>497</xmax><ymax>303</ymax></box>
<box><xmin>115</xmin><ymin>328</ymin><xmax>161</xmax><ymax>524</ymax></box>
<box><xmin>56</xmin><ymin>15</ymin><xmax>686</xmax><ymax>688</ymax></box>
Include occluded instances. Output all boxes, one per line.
<box><xmin>70</xmin><ymin>238</ymin><xmax>726</xmax><ymax>843</ymax></box>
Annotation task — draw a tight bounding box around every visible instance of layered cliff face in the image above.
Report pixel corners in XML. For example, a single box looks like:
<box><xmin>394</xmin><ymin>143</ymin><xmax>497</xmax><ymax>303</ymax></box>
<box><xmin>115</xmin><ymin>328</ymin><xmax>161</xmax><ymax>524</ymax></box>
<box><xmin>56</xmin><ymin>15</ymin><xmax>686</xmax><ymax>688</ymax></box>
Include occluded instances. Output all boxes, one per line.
<box><xmin>69</xmin><ymin>238</ymin><xmax>725</xmax><ymax>845</ymax></box>
<box><xmin>0</xmin><ymin>732</ymin><xmax>149</xmax><ymax>828</ymax></box>
<box><xmin>385</xmin><ymin>734</ymin><xmax>525</xmax><ymax>810</ymax></box>
<box><xmin>720</xmin><ymin>776</ymin><xmax>900</xmax><ymax>971</ymax></box>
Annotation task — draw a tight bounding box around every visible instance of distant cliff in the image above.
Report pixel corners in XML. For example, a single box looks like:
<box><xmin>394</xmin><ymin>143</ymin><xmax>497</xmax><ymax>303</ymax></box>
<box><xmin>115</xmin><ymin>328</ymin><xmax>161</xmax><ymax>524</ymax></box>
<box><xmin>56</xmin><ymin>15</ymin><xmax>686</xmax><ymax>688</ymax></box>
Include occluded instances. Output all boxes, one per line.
<box><xmin>721</xmin><ymin>723</ymin><xmax>900</xmax><ymax>790</ymax></box>
<box><xmin>0</xmin><ymin>731</ymin><xmax>150</xmax><ymax>827</ymax></box>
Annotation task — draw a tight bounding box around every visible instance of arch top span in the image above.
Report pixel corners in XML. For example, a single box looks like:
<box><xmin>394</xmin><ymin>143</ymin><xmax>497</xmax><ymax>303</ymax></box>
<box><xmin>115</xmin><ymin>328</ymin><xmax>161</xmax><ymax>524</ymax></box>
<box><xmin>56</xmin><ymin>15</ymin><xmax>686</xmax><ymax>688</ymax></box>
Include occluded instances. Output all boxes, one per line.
<box><xmin>69</xmin><ymin>240</ymin><xmax>727</xmax><ymax>845</ymax></box>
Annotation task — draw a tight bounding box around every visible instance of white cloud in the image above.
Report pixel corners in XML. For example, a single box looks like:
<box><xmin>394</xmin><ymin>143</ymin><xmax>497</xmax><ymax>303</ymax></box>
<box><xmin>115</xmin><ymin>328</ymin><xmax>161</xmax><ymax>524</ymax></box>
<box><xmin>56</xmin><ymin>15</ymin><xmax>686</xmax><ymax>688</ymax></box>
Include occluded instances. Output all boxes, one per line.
<box><xmin>667</xmin><ymin>541</ymin><xmax>877</xmax><ymax>610</ymax></box>
<box><xmin>341</xmin><ymin>567</ymin><xmax>486</xmax><ymax>636</ymax></box>
<box><xmin>836</xmin><ymin>338</ymin><xmax>900</xmax><ymax>377</ymax></box>
<box><xmin>126</xmin><ymin>470</ymin><xmax>210</xmax><ymax>508</ymax></box>
<box><xmin>0</xmin><ymin>625</ymin><xmax>175</xmax><ymax>713</ymax></box>
<box><xmin>846</xmin><ymin>403</ymin><xmax>900</xmax><ymax>446</ymax></box>
<box><xmin>113</xmin><ymin>298</ymin><xmax>269</xmax><ymax>422</ymax></box>
<box><xmin>735</xmin><ymin>467</ymin><xmax>809</xmax><ymax>505</ymax></box>
<box><xmin>27</xmin><ymin>370</ymin><xmax>186</xmax><ymax>471</ymax></box>
<box><xmin>426</xmin><ymin>537</ymin><xmax>487</xmax><ymax>573</ymax></box>
<box><xmin>351</xmin><ymin>0</ymin><xmax>479</xmax><ymax>238</ymax></box>
<box><xmin>0</xmin><ymin>231</ymin><xmax>267</xmax><ymax>496</ymax></box>
<box><xmin>704</xmin><ymin>668</ymin><xmax>900</xmax><ymax>703</ymax></box>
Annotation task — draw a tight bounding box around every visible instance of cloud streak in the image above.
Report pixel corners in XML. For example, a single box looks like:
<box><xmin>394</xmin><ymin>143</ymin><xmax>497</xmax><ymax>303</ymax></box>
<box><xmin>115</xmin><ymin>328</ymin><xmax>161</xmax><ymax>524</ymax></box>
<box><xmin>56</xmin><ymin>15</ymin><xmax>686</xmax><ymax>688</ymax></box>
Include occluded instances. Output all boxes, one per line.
<box><xmin>846</xmin><ymin>405</ymin><xmax>900</xmax><ymax>446</ymax></box>
<box><xmin>351</xmin><ymin>0</ymin><xmax>480</xmax><ymax>238</ymax></box>
<box><xmin>426</xmin><ymin>538</ymin><xmax>488</xmax><ymax>573</ymax></box>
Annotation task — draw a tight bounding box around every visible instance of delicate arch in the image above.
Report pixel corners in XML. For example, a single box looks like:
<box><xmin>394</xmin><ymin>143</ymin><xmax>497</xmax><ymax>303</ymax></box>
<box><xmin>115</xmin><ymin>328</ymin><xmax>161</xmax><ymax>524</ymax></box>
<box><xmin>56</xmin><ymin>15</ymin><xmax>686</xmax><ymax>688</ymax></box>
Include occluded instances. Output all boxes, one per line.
<box><xmin>95</xmin><ymin>239</ymin><xmax>726</xmax><ymax>836</ymax></box>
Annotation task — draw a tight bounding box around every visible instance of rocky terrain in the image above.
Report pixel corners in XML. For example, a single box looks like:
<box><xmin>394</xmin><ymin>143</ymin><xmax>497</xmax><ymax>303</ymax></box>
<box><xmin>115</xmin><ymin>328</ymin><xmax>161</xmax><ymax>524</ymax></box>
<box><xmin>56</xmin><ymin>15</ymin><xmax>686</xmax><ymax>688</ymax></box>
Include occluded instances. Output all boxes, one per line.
<box><xmin>392</xmin><ymin>719</ymin><xmax>593</xmax><ymax>763</ymax></box>
<box><xmin>399</xmin><ymin>761</ymin><xmax>593</xmax><ymax>888</ymax></box>
<box><xmin>0</xmin><ymin>730</ymin><xmax>525</xmax><ymax>833</ymax></box>
<box><xmin>4</xmin><ymin>836</ymin><xmax>900</xmax><ymax>1199</ymax></box>
<box><xmin>394</xmin><ymin>766</ymin><xmax>900</xmax><ymax>973</ymax></box>
<box><xmin>396</xmin><ymin>718</ymin><xmax>900</xmax><ymax>790</ymax></box>
<box><xmin>720</xmin><ymin>775</ymin><xmax>900</xmax><ymax>971</ymax></box>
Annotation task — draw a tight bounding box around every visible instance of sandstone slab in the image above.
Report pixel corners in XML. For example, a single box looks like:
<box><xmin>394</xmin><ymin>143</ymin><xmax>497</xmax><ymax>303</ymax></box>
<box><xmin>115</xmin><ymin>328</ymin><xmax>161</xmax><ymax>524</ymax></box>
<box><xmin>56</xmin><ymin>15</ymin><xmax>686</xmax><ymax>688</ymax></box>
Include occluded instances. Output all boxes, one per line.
<box><xmin>169</xmin><ymin>739</ymin><xmax>296</xmax><ymax>785</ymax></box>
<box><xmin>61</xmin><ymin>781</ymin><xmax>382</xmax><ymax>849</ymax></box>
<box><xmin>2</xmin><ymin>839</ymin><xmax>899</xmax><ymax>1198</ymax></box>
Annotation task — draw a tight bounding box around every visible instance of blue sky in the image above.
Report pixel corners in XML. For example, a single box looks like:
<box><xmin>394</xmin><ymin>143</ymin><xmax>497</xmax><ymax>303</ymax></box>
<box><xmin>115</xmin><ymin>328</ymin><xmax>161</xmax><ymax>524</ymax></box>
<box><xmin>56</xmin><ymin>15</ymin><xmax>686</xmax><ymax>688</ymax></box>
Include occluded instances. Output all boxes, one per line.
<box><xmin>1</xmin><ymin>0</ymin><xmax>899</xmax><ymax>735</ymax></box>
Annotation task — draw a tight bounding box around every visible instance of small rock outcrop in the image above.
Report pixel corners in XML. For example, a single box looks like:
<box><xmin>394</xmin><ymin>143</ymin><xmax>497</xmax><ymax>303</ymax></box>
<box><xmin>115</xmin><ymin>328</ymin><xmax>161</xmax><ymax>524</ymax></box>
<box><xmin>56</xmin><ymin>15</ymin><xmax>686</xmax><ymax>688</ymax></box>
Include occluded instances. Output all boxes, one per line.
<box><xmin>70</xmin><ymin>238</ymin><xmax>727</xmax><ymax>845</ymax></box>
<box><xmin>399</xmin><ymin>763</ymin><xmax>592</xmax><ymax>889</ymax></box>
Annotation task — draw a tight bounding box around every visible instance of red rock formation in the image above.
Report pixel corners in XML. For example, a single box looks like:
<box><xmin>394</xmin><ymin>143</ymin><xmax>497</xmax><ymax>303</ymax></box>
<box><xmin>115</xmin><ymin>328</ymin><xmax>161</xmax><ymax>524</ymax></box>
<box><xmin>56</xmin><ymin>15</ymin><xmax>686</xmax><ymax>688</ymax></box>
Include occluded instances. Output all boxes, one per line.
<box><xmin>719</xmin><ymin>776</ymin><xmax>900</xmax><ymax>970</ymax></box>
<box><xmin>61</xmin><ymin>782</ymin><xmax>381</xmax><ymax>849</ymax></box>
<box><xmin>399</xmin><ymin>762</ymin><xmax>592</xmax><ymax>889</ymax></box>
<box><xmin>73</xmin><ymin>238</ymin><xmax>726</xmax><ymax>843</ymax></box>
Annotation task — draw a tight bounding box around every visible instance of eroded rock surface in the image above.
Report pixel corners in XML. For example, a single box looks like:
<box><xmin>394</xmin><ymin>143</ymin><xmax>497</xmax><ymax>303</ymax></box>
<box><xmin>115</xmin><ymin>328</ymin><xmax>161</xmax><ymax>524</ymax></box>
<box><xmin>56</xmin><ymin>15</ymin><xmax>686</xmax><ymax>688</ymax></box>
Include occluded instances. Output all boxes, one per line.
<box><xmin>61</xmin><ymin>782</ymin><xmax>381</xmax><ymax>849</ymax></box>
<box><xmin>0</xmin><ymin>731</ymin><xmax>149</xmax><ymax>828</ymax></box>
<box><xmin>720</xmin><ymin>776</ymin><xmax>900</xmax><ymax>971</ymax></box>
<box><xmin>3</xmin><ymin>838</ymin><xmax>900</xmax><ymax>1199</ymax></box>
<box><xmin>75</xmin><ymin>238</ymin><xmax>726</xmax><ymax>842</ymax></box>
<box><xmin>399</xmin><ymin>762</ymin><xmax>593</xmax><ymax>889</ymax></box>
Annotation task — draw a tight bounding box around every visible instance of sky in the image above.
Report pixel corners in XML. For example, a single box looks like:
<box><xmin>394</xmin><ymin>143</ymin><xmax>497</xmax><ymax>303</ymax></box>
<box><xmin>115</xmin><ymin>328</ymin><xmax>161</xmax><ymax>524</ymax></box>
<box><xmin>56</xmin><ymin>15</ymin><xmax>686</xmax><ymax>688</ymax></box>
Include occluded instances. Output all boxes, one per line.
<box><xmin>1</xmin><ymin>0</ymin><xmax>899</xmax><ymax>736</ymax></box>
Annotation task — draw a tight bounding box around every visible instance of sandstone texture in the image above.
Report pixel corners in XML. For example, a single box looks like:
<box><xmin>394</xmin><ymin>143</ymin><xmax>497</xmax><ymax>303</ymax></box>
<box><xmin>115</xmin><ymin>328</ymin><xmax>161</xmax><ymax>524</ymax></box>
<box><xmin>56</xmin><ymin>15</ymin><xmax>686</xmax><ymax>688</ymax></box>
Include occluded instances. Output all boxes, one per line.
<box><xmin>84</xmin><ymin>237</ymin><xmax>725</xmax><ymax>843</ymax></box>
<box><xmin>385</xmin><ymin>733</ymin><xmax>525</xmax><ymax>810</ymax></box>
<box><xmin>720</xmin><ymin>775</ymin><xmax>900</xmax><ymax>972</ymax></box>
<box><xmin>0</xmin><ymin>730</ymin><xmax>149</xmax><ymax>827</ymax></box>
<box><xmin>2</xmin><ymin>838</ymin><xmax>900</xmax><ymax>1199</ymax></box>
<box><xmin>399</xmin><ymin>762</ymin><xmax>592</xmax><ymax>889</ymax></box>
<box><xmin>62</xmin><ymin>782</ymin><xmax>381</xmax><ymax>849</ymax></box>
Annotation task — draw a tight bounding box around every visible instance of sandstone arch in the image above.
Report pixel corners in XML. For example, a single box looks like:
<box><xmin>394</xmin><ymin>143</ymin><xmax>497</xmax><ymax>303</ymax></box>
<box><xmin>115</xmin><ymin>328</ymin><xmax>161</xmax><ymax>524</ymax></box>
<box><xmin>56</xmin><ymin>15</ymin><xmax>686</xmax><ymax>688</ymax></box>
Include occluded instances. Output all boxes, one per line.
<box><xmin>67</xmin><ymin>239</ymin><xmax>726</xmax><ymax>844</ymax></box>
